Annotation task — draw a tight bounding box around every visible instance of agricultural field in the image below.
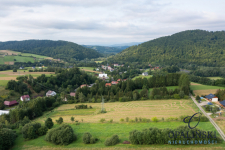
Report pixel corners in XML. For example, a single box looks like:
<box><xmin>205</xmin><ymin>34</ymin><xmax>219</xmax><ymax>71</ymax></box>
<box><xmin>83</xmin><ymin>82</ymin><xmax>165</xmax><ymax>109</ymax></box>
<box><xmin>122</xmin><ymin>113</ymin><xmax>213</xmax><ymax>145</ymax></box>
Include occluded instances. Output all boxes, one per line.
<box><xmin>78</xmin><ymin>67</ymin><xmax>100</xmax><ymax>73</ymax></box>
<box><xmin>35</xmin><ymin>99</ymin><xmax>198</xmax><ymax>124</ymax></box>
<box><xmin>0</xmin><ymin>50</ymin><xmax>52</xmax><ymax>64</ymax></box>
<box><xmin>190</xmin><ymin>82</ymin><xmax>225</xmax><ymax>96</ymax></box>
<box><xmin>132</xmin><ymin>75</ymin><xmax>153</xmax><ymax>80</ymax></box>
<box><xmin>11</xmin><ymin>99</ymin><xmax>225</xmax><ymax>150</ymax></box>
<box><xmin>207</xmin><ymin>77</ymin><xmax>224</xmax><ymax>80</ymax></box>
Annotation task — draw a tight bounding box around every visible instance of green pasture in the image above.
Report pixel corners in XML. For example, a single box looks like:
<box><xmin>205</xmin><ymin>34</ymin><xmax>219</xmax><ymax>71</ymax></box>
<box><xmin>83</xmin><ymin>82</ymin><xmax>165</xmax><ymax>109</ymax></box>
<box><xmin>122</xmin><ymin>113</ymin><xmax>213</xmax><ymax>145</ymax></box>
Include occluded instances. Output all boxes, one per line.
<box><xmin>78</xmin><ymin>67</ymin><xmax>95</xmax><ymax>71</ymax></box>
<box><xmin>207</xmin><ymin>77</ymin><xmax>223</xmax><ymax>80</ymax></box>
<box><xmin>132</xmin><ymin>75</ymin><xmax>153</xmax><ymax>80</ymax></box>
<box><xmin>190</xmin><ymin>85</ymin><xmax>225</xmax><ymax>91</ymax></box>
<box><xmin>11</xmin><ymin>121</ymin><xmax>224</xmax><ymax>150</ymax></box>
<box><xmin>0</xmin><ymin>80</ymin><xmax>9</xmax><ymax>86</ymax></box>
<box><xmin>95</xmin><ymin>61</ymin><xmax>103</xmax><ymax>63</ymax></box>
<box><xmin>0</xmin><ymin>58</ymin><xmax>4</xmax><ymax>64</ymax></box>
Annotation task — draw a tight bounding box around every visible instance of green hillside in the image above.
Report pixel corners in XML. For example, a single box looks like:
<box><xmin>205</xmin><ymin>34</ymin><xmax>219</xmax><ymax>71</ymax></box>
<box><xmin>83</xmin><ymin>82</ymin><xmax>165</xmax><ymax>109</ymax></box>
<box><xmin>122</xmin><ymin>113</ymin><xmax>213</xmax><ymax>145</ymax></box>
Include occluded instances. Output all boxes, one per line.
<box><xmin>109</xmin><ymin>30</ymin><xmax>225</xmax><ymax>66</ymax></box>
<box><xmin>0</xmin><ymin>40</ymin><xmax>102</xmax><ymax>61</ymax></box>
<box><xmin>82</xmin><ymin>45</ymin><xmax>124</xmax><ymax>56</ymax></box>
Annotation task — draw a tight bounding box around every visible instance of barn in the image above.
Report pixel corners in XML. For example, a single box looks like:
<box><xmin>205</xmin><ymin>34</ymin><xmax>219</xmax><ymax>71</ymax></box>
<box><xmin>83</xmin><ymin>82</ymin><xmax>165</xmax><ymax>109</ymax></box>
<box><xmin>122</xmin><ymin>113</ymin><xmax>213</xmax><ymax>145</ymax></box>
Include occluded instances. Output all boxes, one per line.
<box><xmin>4</xmin><ymin>100</ymin><xmax>18</xmax><ymax>107</ymax></box>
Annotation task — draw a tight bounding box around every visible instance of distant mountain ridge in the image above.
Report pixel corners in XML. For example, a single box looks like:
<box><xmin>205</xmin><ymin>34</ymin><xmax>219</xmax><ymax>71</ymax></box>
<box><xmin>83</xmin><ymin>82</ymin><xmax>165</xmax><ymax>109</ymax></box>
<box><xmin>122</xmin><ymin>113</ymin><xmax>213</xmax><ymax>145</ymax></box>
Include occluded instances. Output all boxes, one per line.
<box><xmin>109</xmin><ymin>30</ymin><xmax>225</xmax><ymax>66</ymax></box>
<box><xmin>0</xmin><ymin>40</ymin><xmax>102</xmax><ymax>60</ymax></box>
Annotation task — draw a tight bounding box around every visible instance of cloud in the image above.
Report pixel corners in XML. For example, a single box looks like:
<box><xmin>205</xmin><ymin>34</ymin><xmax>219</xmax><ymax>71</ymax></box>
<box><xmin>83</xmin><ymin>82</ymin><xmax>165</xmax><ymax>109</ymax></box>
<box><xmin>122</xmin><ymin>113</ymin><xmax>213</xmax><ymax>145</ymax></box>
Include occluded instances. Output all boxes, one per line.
<box><xmin>0</xmin><ymin>0</ymin><xmax>225</xmax><ymax>45</ymax></box>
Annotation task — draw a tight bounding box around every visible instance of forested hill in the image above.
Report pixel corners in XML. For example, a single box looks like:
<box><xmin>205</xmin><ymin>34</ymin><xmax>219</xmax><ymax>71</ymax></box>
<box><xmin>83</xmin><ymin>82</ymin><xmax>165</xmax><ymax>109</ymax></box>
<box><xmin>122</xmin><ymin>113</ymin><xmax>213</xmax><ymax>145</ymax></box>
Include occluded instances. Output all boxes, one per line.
<box><xmin>0</xmin><ymin>40</ymin><xmax>102</xmax><ymax>60</ymax></box>
<box><xmin>82</xmin><ymin>45</ymin><xmax>125</xmax><ymax>56</ymax></box>
<box><xmin>109</xmin><ymin>30</ymin><xmax>225</xmax><ymax>67</ymax></box>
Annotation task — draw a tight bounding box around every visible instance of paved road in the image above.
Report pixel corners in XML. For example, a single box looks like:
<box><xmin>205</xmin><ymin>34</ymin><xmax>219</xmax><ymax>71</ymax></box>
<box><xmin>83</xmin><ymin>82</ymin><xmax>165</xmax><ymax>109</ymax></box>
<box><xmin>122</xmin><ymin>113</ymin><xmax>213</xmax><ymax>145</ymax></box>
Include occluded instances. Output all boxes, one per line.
<box><xmin>190</xmin><ymin>95</ymin><xmax>225</xmax><ymax>141</ymax></box>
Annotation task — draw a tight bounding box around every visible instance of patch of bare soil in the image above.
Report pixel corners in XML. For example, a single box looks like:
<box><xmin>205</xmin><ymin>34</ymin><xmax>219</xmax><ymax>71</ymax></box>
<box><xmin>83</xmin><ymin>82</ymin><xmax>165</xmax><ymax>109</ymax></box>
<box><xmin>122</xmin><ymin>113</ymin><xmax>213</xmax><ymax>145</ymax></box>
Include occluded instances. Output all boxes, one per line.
<box><xmin>0</xmin><ymin>50</ymin><xmax>19</xmax><ymax>55</ymax></box>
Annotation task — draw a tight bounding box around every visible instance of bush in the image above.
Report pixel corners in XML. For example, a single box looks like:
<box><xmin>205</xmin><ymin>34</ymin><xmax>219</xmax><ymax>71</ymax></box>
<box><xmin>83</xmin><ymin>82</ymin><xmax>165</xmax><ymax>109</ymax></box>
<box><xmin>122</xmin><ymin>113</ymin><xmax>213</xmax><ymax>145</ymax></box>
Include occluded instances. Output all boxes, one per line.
<box><xmin>135</xmin><ymin>117</ymin><xmax>138</xmax><ymax>122</ymax></box>
<box><xmin>22</xmin><ymin>122</ymin><xmax>41</xmax><ymax>140</ymax></box>
<box><xmin>52</xmin><ymin>102</ymin><xmax>60</xmax><ymax>108</ymax></box>
<box><xmin>45</xmin><ymin>124</ymin><xmax>76</xmax><ymax>145</ymax></box>
<box><xmin>100</xmin><ymin>118</ymin><xmax>105</xmax><ymax>123</ymax></box>
<box><xmin>90</xmin><ymin>137</ymin><xmax>98</xmax><ymax>144</ymax></box>
<box><xmin>38</xmin><ymin>126</ymin><xmax>48</xmax><ymax>136</ymax></box>
<box><xmin>83</xmin><ymin>132</ymin><xmax>92</xmax><ymax>144</ymax></box>
<box><xmin>152</xmin><ymin>117</ymin><xmax>158</xmax><ymax>122</ymax></box>
<box><xmin>173</xmin><ymin>94</ymin><xmax>180</xmax><ymax>99</ymax></box>
<box><xmin>120</xmin><ymin>118</ymin><xmax>124</xmax><ymax>122</ymax></box>
<box><xmin>126</xmin><ymin>117</ymin><xmax>129</xmax><ymax>122</ymax></box>
<box><xmin>75</xmin><ymin>104</ymin><xmax>88</xmax><ymax>109</ymax></box>
<box><xmin>104</xmin><ymin>135</ymin><xmax>119</xmax><ymax>146</ymax></box>
<box><xmin>45</xmin><ymin>118</ymin><xmax>54</xmax><ymax>129</ymax></box>
<box><xmin>0</xmin><ymin>128</ymin><xmax>17</xmax><ymax>150</ymax></box>
<box><xmin>109</xmin><ymin>119</ymin><xmax>113</xmax><ymax>123</ymax></box>
<box><xmin>56</xmin><ymin>117</ymin><xmax>63</xmax><ymax>124</ymax></box>
<box><xmin>139</xmin><ymin>117</ymin><xmax>142</xmax><ymax>122</ymax></box>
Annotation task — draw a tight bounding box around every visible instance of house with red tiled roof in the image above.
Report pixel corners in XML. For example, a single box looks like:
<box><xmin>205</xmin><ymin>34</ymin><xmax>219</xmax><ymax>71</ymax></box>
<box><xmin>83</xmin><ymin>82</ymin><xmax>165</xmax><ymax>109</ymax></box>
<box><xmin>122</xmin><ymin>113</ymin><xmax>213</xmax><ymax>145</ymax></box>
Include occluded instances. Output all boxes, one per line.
<box><xmin>20</xmin><ymin>95</ymin><xmax>30</xmax><ymax>101</ymax></box>
<box><xmin>105</xmin><ymin>83</ymin><xmax>112</xmax><ymax>87</ymax></box>
<box><xmin>4</xmin><ymin>100</ymin><xmax>18</xmax><ymax>107</ymax></box>
<box><xmin>70</xmin><ymin>92</ymin><xmax>76</xmax><ymax>97</ymax></box>
<box><xmin>80</xmin><ymin>84</ymin><xmax>88</xmax><ymax>88</ymax></box>
<box><xmin>111</xmin><ymin>81</ymin><xmax>118</xmax><ymax>85</ymax></box>
<box><xmin>117</xmin><ymin>79</ymin><xmax>122</xmax><ymax>82</ymax></box>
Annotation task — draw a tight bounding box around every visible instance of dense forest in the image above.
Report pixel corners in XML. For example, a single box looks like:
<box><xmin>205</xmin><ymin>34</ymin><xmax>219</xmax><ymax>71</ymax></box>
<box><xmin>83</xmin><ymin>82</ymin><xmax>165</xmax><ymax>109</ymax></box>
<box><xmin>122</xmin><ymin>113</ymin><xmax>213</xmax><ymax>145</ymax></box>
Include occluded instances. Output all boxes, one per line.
<box><xmin>109</xmin><ymin>30</ymin><xmax>225</xmax><ymax>67</ymax></box>
<box><xmin>0</xmin><ymin>40</ymin><xmax>102</xmax><ymax>61</ymax></box>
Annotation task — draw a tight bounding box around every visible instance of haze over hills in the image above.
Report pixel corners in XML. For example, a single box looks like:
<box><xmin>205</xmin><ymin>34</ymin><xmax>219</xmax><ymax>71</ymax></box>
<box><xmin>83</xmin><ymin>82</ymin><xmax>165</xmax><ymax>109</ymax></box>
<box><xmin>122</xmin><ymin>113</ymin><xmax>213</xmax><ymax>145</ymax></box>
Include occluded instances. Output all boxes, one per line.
<box><xmin>109</xmin><ymin>30</ymin><xmax>225</xmax><ymax>67</ymax></box>
<box><xmin>0</xmin><ymin>40</ymin><xmax>102</xmax><ymax>61</ymax></box>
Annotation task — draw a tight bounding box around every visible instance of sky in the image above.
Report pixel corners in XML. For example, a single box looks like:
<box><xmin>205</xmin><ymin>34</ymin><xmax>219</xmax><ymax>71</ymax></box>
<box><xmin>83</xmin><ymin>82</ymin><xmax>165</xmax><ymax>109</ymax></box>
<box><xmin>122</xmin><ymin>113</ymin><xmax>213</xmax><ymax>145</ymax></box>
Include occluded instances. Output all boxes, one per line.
<box><xmin>0</xmin><ymin>0</ymin><xmax>224</xmax><ymax>46</ymax></box>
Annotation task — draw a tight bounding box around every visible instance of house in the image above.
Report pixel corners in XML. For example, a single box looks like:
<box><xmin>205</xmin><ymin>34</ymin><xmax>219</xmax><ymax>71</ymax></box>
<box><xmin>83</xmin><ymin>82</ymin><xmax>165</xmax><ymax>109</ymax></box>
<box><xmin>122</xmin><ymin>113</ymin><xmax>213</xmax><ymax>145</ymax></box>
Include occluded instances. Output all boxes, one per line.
<box><xmin>70</xmin><ymin>92</ymin><xmax>76</xmax><ymax>97</ymax></box>
<box><xmin>117</xmin><ymin>79</ymin><xmax>122</xmax><ymax>82</ymax></box>
<box><xmin>123</xmin><ymin>79</ymin><xmax>127</xmax><ymax>81</ymax></box>
<box><xmin>124</xmin><ymin>71</ymin><xmax>127</xmax><ymax>73</ymax></box>
<box><xmin>80</xmin><ymin>84</ymin><xmax>88</xmax><ymax>88</ymax></box>
<box><xmin>114</xmin><ymin>64</ymin><xmax>119</xmax><ymax>67</ymax></box>
<box><xmin>205</xmin><ymin>93</ymin><xmax>218</xmax><ymax>102</ymax></box>
<box><xmin>96</xmin><ymin>68</ymin><xmax>99</xmax><ymax>71</ymax></box>
<box><xmin>142</xmin><ymin>72</ymin><xmax>148</xmax><ymax>76</ymax></box>
<box><xmin>4</xmin><ymin>100</ymin><xmax>18</xmax><ymax>107</ymax></box>
<box><xmin>111</xmin><ymin>81</ymin><xmax>118</xmax><ymax>85</ymax></box>
<box><xmin>19</xmin><ymin>67</ymin><xmax>24</xmax><ymax>69</ymax></box>
<box><xmin>99</xmin><ymin>74</ymin><xmax>107</xmax><ymax>78</ymax></box>
<box><xmin>105</xmin><ymin>83</ymin><xmax>112</xmax><ymax>87</ymax></box>
<box><xmin>0</xmin><ymin>110</ymin><xmax>9</xmax><ymax>116</ymax></box>
<box><xmin>32</xmin><ymin>66</ymin><xmax>35</xmax><ymax>69</ymax></box>
<box><xmin>110</xmin><ymin>68</ymin><xmax>114</xmax><ymax>72</ymax></box>
<box><xmin>20</xmin><ymin>95</ymin><xmax>30</xmax><ymax>101</ymax></box>
<box><xmin>46</xmin><ymin>90</ymin><xmax>56</xmax><ymax>97</ymax></box>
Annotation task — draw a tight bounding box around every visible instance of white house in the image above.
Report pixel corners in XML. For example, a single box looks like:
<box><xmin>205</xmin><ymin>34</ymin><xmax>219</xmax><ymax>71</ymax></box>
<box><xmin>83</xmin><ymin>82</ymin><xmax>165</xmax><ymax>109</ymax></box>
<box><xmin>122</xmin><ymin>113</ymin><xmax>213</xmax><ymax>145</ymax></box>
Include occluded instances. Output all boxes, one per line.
<box><xmin>20</xmin><ymin>95</ymin><xmax>30</xmax><ymax>101</ymax></box>
<box><xmin>142</xmin><ymin>72</ymin><xmax>148</xmax><ymax>76</ymax></box>
<box><xmin>99</xmin><ymin>74</ymin><xmax>107</xmax><ymax>78</ymax></box>
<box><xmin>0</xmin><ymin>110</ymin><xmax>9</xmax><ymax>116</ymax></box>
<box><xmin>46</xmin><ymin>90</ymin><xmax>57</xmax><ymax>97</ymax></box>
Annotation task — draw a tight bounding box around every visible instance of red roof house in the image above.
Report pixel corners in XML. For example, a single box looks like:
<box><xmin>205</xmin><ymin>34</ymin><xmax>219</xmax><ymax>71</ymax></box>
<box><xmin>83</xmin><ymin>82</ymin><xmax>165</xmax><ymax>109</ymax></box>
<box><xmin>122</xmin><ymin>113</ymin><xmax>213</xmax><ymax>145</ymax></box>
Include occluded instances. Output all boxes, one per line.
<box><xmin>80</xmin><ymin>84</ymin><xmax>88</xmax><ymax>88</ymax></box>
<box><xmin>111</xmin><ymin>81</ymin><xmax>118</xmax><ymax>85</ymax></box>
<box><xmin>105</xmin><ymin>83</ymin><xmax>112</xmax><ymax>87</ymax></box>
<box><xmin>123</xmin><ymin>79</ymin><xmax>127</xmax><ymax>81</ymax></box>
<box><xmin>117</xmin><ymin>79</ymin><xmax>122</xmax><ymax>82</ymax></box>
<box><xmin>70</xmin><ymin>92</ymin><xmax>76</xmax><ymax>97</ymax></box>
<box><xmin>20</xmin><ymin>95</ymin><xmax>30</xmax><ymax>101</ymax></box>
<box><xmin>4</xmin><ymin>100</ymin><xmax>18</xmax><ymax>107</ymax></box>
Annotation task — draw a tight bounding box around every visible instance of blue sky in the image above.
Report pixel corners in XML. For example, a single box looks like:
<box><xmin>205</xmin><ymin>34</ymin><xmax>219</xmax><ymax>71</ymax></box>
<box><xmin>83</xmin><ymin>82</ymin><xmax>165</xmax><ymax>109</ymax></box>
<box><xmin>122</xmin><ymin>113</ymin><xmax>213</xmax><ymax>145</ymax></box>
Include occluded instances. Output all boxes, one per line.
<box><xmin>0</xmin><ymin>0</ymin><xmax>224</xmax><ymax>45</ymax></box>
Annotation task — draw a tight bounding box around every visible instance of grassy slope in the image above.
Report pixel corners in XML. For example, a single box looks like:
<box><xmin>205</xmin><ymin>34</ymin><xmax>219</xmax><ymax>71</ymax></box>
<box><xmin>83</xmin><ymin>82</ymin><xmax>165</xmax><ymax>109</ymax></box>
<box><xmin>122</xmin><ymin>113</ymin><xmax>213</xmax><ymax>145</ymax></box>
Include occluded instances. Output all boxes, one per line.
<box><xmin>0</xmin><ymin>80</ymin><xmax>9</xmax><ymax>86</ymax></box>
<box><xmin>190</xmin><ymin>85</ymin><xmax>225</xmax><ymax>91</ymax></box>
<box><xmin>11</xmin><ymin>122</ymin><xmax>224</xmax><ymax>150</ymax></box>
<box><xmin>207</xmin><ymin>77</ymin><xmax>223</xmax><ymax>80</ymax></box>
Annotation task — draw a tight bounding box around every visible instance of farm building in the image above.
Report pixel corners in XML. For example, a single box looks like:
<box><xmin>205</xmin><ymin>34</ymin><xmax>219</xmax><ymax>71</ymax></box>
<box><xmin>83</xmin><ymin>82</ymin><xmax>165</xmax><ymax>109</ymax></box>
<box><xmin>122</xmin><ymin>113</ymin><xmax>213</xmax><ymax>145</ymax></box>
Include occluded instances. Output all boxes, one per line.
<box><xmin>0</xmin><ymin>110</ymin><xmax>9</xmax><ymax>116</ymax></box>
<box><xmin>20</xmin><ymin>95</ymin><xmax>30</xmax><ymax>101</ymax></box>
<box><xmin>4</xmin><ymin>100</ymin><xmax>18</xmax><ymax>107</ymax></box>
<box><xmin>205</xmin><ymin>93</ymin><xmax>218</xmax><ymax>102</ymax></box>
<box><xmin>46</xmin><ymin>90</ymin><xmax>56</xmax><ymax>97</ymax></box>
<box><xmin>70</xmin><ymin>92</ymin><xmax>76</xmax><ymax>97</ymax></box>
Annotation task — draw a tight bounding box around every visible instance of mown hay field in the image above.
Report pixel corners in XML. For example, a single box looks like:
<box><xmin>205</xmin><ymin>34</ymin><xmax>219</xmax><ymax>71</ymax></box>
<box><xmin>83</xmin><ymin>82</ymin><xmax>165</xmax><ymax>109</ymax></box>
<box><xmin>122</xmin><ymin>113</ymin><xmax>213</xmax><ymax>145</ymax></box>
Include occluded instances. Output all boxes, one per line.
<box><xmin>35</xmin><ymin>99</ymin><xmax>198</xmax><ymax>124</ymax></box>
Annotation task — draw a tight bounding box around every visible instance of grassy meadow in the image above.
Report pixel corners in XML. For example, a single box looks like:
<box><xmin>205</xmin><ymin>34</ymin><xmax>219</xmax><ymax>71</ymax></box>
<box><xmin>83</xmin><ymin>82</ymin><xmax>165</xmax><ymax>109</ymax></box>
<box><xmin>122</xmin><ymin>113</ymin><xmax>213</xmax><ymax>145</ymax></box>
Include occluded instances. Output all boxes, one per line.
<box><xmin>11</xmin><ymin>99</ymin><xmax>225</xmax><ymax>150</ymax></box>
<box><xmin>207</xmin><ymin>77</ymin><xmax>224</xmax><ymax>80</ymax></box>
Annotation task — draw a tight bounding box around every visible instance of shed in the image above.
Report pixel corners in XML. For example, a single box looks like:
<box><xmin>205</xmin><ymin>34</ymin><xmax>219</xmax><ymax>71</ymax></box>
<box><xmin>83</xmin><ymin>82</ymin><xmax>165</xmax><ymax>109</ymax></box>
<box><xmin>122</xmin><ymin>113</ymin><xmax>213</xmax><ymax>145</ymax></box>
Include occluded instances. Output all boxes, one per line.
<box><xmin>4</xmin><ymin>100</ymin><xmax>18</xmax><ymax>107</ymax></box>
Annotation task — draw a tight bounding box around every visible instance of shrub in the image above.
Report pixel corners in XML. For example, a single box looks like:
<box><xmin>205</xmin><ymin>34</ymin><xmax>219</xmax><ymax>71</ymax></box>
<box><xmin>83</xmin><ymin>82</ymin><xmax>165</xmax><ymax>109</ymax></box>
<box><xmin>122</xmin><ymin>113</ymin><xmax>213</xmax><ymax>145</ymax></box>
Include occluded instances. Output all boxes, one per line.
<box><xmin>71</xmin><ymin>116</ymin><xmax>75</xmax><ymax>122</ymax></box>
<box><xmin>38</xmin><ymin>126</ymin><xmax>48</xmax><ymax>136</ymax></box>
<box><xmin>135</xmin><ymin>117</ymin><xmax>138</xmax><ymax>122</ymax></box>
<box><xmin>120</xmin><ymin>118</ymin><xmax>124</xmax><ymax>122</ymax></box>
<box><xmin>200</xmin><ymin>116</ymin><xmax>209</xmax><ymax>122</ymax></box>
<box><xmin>83</xmin><ymin>132</ymin><xmax>92</xmax><ymax>144</ymax></box>
<box><xmin>184</xmin><ymin>95</ymin><xmax>189</xmax><ymax>99</ymax></box>
<box><xmin>126</xmin><ymin>117</ymin><xmax>129</xmax><ymax>122</ymax></box>
<box><xmin>139</xmin><ymin>117</ymin><xmax>142</xmax><ymax>122</ymax></box>
<box><xmin>52</xmin><ymin>102</ymin><xmax>60</xmax><ymax>108</ymax></box>
<box><xmin>109</xmin><ymin>119</ymin><xmax>113</xmax><ymax>123</ymax></box>
<box><xmin>90</xmin><ymin>137</ymin><xmax>98</xmax><ymax>144</ymax></box>
<box><xmin>129</xmin><ymin>119</ymin><xmax>135</xmax><ymax>123</ymax></box>
<box><xmin>45</xmin><ymin>118</ymin><xmax>54</xmax><ymax>129</ymax></box>
<box><xmin>56</xmin><ymin>117</ymin><xmax>63</xmax><ymax>124</ymax></box>
<box><xmin>174</xmin><ymin>94</ymin><xmax>180</xmax><ymax>99</ymax></box>
<box><xmin>152</xmin><ymin>117</ymin><xmax>158</xmax><ymax>122</ymax></box>
<box><xmin>0</xmin><ymin>128</ymin><xmax>17</xmax><ymax>150</ymax></box>
<box><xmin>45</xmin><ymin>124</ymin><xmax>76</xmax><ymax>145</ymax></box>
<box><xmin>75</xmin><ymin>104</ymin><xmax>88</xmax><ymax>109</ymax></box>
<box><xmin>142</xmin><ymin>118</ymin><xmax>147</xmax><ymax>122</ymax></box>
<box><xmin>104</xmin><ymin>135</ymin><xmax>119</xmax><ymax>146</ymax></box>
<box><xmin>146</xmin><ymin>119</ymin><xmax>151</xmax><ymax>122</ymax></box>
<box><xmin>100</xmin><ymin>118</ymin><xmax>105</xmax><ymax>123</ymax></box>
<box><xmin>22</xmin><ymin>122</ymin><xmax>41</xmax><ymax>140</ymax></box>
<box><xmin>162</xmin><ymin>117</ymin><xmax>164</xmax><ymax>122</ymax></box>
